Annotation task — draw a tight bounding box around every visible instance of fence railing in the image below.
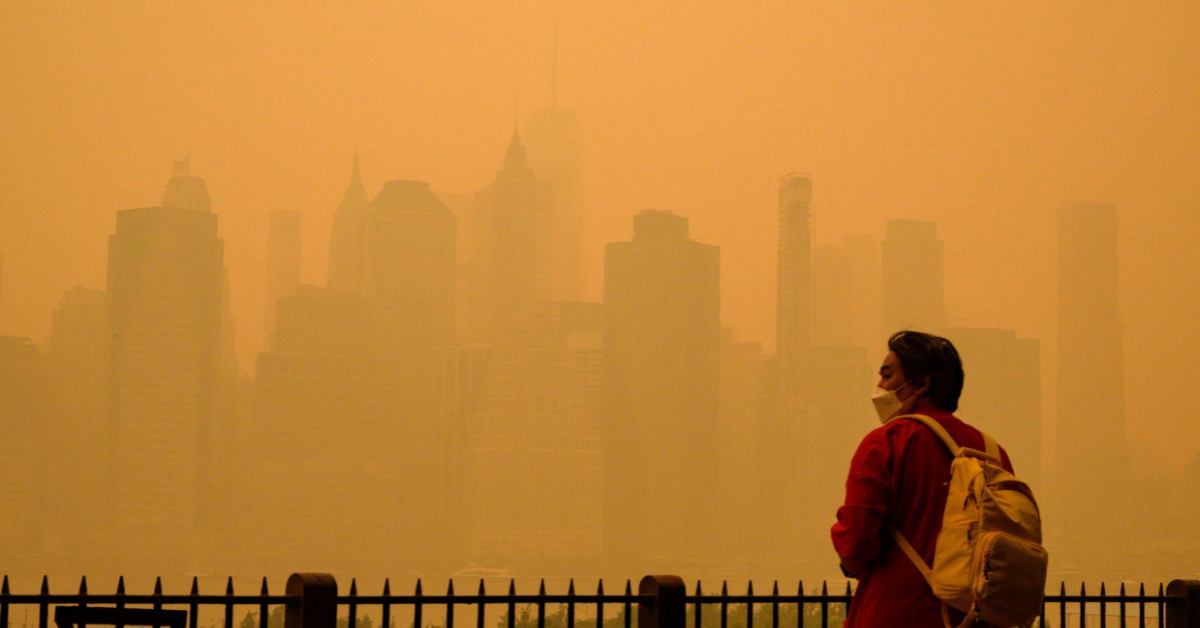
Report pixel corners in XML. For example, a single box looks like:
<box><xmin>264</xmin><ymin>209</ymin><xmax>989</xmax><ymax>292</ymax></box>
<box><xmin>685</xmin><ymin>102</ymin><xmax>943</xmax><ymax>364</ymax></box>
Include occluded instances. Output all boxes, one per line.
<box><xmin>4</xmin><ymin>573</ymin><xmax>1200</xmax><ymax>628</ymax></box>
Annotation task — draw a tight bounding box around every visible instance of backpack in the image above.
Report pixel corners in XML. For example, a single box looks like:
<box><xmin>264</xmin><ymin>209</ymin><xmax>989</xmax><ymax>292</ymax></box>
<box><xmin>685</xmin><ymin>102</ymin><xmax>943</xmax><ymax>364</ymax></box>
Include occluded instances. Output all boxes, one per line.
<box><xmin>889</xmin><ymin>414</ymin><xmax>1049</xmax><ymax>628</ymax></box>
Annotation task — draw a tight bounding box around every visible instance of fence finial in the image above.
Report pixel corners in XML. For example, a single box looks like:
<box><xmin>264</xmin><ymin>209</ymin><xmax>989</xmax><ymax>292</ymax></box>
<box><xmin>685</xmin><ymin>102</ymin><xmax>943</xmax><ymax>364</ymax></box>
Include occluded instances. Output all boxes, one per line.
<box><xmin>227</xmin><ymin>577</ymin><xmax>234</xmax><ymax>596</ymax></box>
<box><xmin>568</xmin><ymin>580</ymin><xmax>574</xmax><ymax>596</ymax></box>
<box><xmin>772</xmin><ymin>582</ymin><xmax>778</xmax><ymax>596</ymax></box>
<box><xmin>448</xmin><ymin>580</ymin><xmax>455</xmax><ymax>596</ymax></box>
<box><xmin>350</xmin><ymin>579</ymin><xmax>357</xmax><ymax>596</ymax></box>
<box><xmin>508</xmin><ymin>580</ymin><xmax>515</xmax><ymax>596</ymax></box>
<box><xmin>478</xmin><ymin>580</ymin><xmax>486</xmax><ymax>596</ymax></box>
<box><xmin>191</xmin><ymin>577</ymin><xmax>199</xmax><ymax>596</ymax></box>
<box><xmin>598</xmin><ymin>580</ymin><xmax>604</xmax><ymax>595</ymax></box>
<box><xmin>262</xmin><ymin>577</ymin><xmax>269</xmax><ymax>595</ymax></box>
<box><xmin>79</xmin><ymin>576</ymin><xmax>88</xmax><ymax>595</ymax></box>
<box><xmin>695</xmin><ymin>581</ymin><xmax>702</xmax><ymax>596</ymax></box>
<box><xmin>721</xmin><ymin>581</ymin><xmax>727</xmax><ymax>596</ymax></box>
<box><xmin>41</xmin><ymin>576</ymin><xmax>49</xmax><ymax>595</ymax></box>
<box><xmin>117</xmin><ymin>577</ymin><xmax>126</xmax><ymax>595</ymax></box>
<box><xmin>415</xmin><ymin>579</ymin><xmax>423</xmax><ymax>596</ymax></box>
<box><xmin>539</xmin><ymin>580</ymin><xmax>545</xmax><ymax>596</ymax></box>
<box><xmin>3</xmin><ymin>575</ymin><xmax>9</xmax><ymax>595</ymax></box>
<box><xmin>625</xmin><ymin>581</ymin><xmax>631</xmax><ymax>596</ymax></box>
<box><xmin>747</xmin><ymin>581</ymin><xmax>753</xmax><ymax>596</ymax></box>
<box><xmin>383</xmin><ymin>579</ymin><xmax>391</xmax><ymax>596</ymax></box>
<box><xmin>154</xmin><ymin>577</ymin><xmax>162</xmax><ymax>595</ymax></box>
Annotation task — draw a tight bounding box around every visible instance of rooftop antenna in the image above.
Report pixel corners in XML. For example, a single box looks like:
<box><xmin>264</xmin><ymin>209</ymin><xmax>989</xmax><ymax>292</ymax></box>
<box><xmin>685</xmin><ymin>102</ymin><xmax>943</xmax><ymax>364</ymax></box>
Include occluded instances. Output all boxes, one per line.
<box><xmin>551</xmin><ymin>0</ymin><xmax>559</xmax><ymax>109</ymax></box>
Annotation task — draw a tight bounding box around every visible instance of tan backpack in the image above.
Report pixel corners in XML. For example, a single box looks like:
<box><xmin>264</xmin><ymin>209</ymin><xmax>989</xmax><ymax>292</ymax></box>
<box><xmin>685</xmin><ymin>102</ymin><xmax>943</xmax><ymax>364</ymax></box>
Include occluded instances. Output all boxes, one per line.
<box><xmin>889</xmin><ymin>414</ymin><xmax>1049</xmax><ymax>628</ymax></box>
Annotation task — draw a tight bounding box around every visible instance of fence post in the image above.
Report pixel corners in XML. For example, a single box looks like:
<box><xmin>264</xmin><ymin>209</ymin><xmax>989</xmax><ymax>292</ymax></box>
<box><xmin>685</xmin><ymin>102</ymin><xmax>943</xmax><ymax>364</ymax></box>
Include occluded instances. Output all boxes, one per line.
<box><xmin>638</xmin><ymin>576</ymin><xmax>685</xmax><ymax>628</ymax></box>
<box><xmin>1167</xmin><ymin>580</ymin><xmax>1200</xmax><ymax>628</ymax></box>
<box><xmin>286</xmin><ymin>574</ymin><xmax>338</xmax><ymax>628</ymax></box>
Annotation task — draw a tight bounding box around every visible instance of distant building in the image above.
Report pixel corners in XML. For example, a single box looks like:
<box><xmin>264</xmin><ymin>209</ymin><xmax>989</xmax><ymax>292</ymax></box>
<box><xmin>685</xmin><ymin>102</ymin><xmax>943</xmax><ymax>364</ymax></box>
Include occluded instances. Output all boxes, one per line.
<box><xmin>943</xmin><ymin>327</ymin><xmax>1041</xmax><ymax>490</ymax></box>
<box><xmin>776</xmin><ymin>175</ymin><xmax>814</xmax><ymax>404</ymax></box>
<box><xmin>813</xmin><ymin>244</ymin><xmax>854</xmax><ymax>347</ymax></box>
<box><xmin>105</xmin><ymin>202</ymin><xmax>224</xmax><ymax>552</ymax></box>
<box><xmin>1056</xmin><ymin>202</ymin><xmax>1129</xmax><ymax>552</ymax></box>
<box><xmin>841</xmin><ymin>233</ymin><xmax>881</xmax><ymax>352</ymax></box>
<box><xmin>717</xmin><ymin>328</ymin><xmax>766</xmax><ymax>560</ymax></box>
<box><xmin>327</xmin><ymin>151</ymin><xmax>370</xmax><ymax>295</ymax></box>
<box><xmin>485</xmin><ymin>127</ymin><xmax>555</xmax><ymax>341</ymax></box>
<box><xmin>47</xmin><ymin>287</ymin><xmax>108</xmax><ymax>553</ymax></box>
<box><xmin>525</xmin><ymin>108</ymin><xmax>585</xmax><ymax>301</ymax></box>
<box><xmin>253</xmin><ymin>286</ymin><xmax>405</xmax><ymax>559</ymax></box>
<box><xmin>465</xmin><ymin>302</ymin><xmax>604</xmax><ymax>559</ymax></box>
<box><xmin>881</xmin><ymin>220</ymin><xmax>945</xmax><ymax>337</ymax></box>
<box><xmin>162</xmin><ymin>159</ymin><xmax>212</xmax><ymax>212</ymax></box>
<box><xmin>0</xmin><ymin>337</ymin><xmax>48</xmax><ymax>553</ymax></box>
<box><xmin>264</xmin><ymin>210</ymin><xmax>302</xmax><ymax>343</ymax></box>
<box><xmin>603</xmin><ymin>210</ymin><xmax>720</xmax><ymax>567</ymax></box>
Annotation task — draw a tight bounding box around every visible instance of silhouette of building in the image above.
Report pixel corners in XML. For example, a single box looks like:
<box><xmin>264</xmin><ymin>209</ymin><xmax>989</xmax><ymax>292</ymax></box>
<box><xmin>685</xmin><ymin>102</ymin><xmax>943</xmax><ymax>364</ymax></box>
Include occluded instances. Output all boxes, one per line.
<box><xmin>162</xmin><ymin>159</ymin><xmax>212</xmax><ymax>212</ymax></box>
<box><xmin>47</xmin><ymin>287</ymin><xmax>108</xmax><ymax>553</ymax></box>
<box><xmin>881</xmin><ymin>219</ymin><xmax>945</xmax><ymax>336</ymax></box>
<box><xmin>264</xmin><ymin>210</ymin><xmax>302</xmax><ymax>343</ymax></box>
<box><xmin>328</xmin><ymin>151</ymin><xmax>370</xmax><ymax>295</ymax></box>
<box><xmin>814</xmin><ymin>244</ymin><xmax>854</xmax><ymax>347</ymax></box>
<box><xmin>0</xmin><ymin>336</ymin><xmax>49</xmax><ymax>553</ymax></box>
<box><xmin>603</xmin><ymin>210</ymin><xmax>719</xmax><ymax>567</ymax></box>
<box><xmin>465</xmin><ymin>302</ymin><xmax>603</xmax><ymax>560</ymax></box>
<box><xmin>483</xmin><ymin>126</ymin><xmax>554</xmax><ymax>341</ymax></box>
<box><xmin>253</xmin><ymin>286</ymin><xmax>410</xmax><ymax>560</ymax></box>
<box><xmin>944</xmin><ymin>327</ymin><xmax>1041</xmax><ymax>490</ymax></box>
<box><xmin>105</xmin><ymin>202</ymin><xmax>224</xmax><ymax>552</ymax></box>
<box><xmin>525</xmin><ymin>108</ymin><xmax>584</xmax><ymax>301</ymax></box>
<box><xmin>1056</xmin><ymin>201</ymin><xmax>1129</xmax><ymax>555</ymax></box>
<box><xmin>758</xmin><ymin>175</ymin><xmax>815</xmax><ymax>561</ymax></box>
<box><xmin>360</xmin><ymin>180</ymin><xmax>457</xmax><ymax>351</ymax></box>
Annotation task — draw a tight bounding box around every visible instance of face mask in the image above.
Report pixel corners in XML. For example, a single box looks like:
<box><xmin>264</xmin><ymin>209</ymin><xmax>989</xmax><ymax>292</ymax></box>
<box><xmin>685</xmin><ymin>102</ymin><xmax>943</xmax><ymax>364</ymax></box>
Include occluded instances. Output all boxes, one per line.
<box><xmin>871</xmin><ymin>381</ymin><xmax>909</xmax><ymax>424</ymax></box>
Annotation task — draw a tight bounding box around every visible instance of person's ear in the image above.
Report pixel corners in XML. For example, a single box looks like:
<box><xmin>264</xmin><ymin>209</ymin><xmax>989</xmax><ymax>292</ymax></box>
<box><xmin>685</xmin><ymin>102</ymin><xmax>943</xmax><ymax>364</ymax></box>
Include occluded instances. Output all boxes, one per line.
<box><xmin>913</xmin><ymin>375</ymin><xmax>931</xmax><ymax>398</ymax></box>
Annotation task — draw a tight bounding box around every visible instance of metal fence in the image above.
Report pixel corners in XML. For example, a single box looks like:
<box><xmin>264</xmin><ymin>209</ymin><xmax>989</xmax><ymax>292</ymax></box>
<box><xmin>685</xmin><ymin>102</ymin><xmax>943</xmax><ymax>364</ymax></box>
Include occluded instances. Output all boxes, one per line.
<box><xmin>3</xmin><ymin>573</ymin><xmax>1199</xmax><ymax>628</ymax></box>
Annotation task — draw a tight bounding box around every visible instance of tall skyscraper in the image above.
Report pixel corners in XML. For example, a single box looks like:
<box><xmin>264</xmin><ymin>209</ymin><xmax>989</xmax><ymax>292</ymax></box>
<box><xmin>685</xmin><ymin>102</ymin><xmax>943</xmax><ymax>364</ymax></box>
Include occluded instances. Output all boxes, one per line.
<box><xmin>1056</xmin><ymin>201</ymin><xmax>1128</xmax><ymax>553</ymax></box>
<box><xmin>881</xmin><ymin>219</ymin><xmax>945</xmax><ymax>337</ymax></box>
<box><xmin>603</xmin><ymin>210</ymin><xmax>720</xmax><ymax>567</ymax></box>
<box><xmin>360</xmin><ymin>180</ymin><xmax>457</xmax><ymax>351</ymax></box>
<box><xmin>486</xmin><ymin>126</ymin><xmax>554</xmax><ymax>341</ymax></box>
<box><xmin>264</xmin><ymin>210</ymin><xmax>302</xmax><ymax>343</ymax></box>
<box><xmin>776</xmin><ymin>175</ymin><xmax>814</xmax><ymax>402</ymax></box>
<box><xmin>759</xmin><ymin>175</ymin><xmax>815</xmax><ymax>561</ymax></box>
<box><xmin>327</xmin><ymin>151</ymin><xmax>370</xmax><ymax>295</ymax></box>
<box><xmin>525</xmin><ymin>108</ymin><xmax>584</xmax><ymax>301</ymax></box>
<box><xmin>105</xmin><ymin>201</ymin><xmax>224</xmax><ymax>551</ymax></box>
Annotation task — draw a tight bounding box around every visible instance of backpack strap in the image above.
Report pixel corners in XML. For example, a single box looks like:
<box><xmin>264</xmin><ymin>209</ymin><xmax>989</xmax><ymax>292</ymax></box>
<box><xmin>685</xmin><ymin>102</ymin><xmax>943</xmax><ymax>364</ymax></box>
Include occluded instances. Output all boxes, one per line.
<box><xmin>981</xmin><ymin>430</ymin><xmax>1000</xmax><ymax>460</ymax></box>
<box><xmin>892</xmin><ymin>414</ymin><xmax>961</xmax><ymax>456</ymax></box>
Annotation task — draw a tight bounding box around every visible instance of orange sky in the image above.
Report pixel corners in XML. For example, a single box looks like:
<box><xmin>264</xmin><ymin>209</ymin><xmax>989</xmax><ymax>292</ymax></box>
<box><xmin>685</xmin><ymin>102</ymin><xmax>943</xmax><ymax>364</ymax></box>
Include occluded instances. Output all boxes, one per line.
<box><xmin>1</xmin><ymin>1</ymin><xmax>1198</xmax><ymax>465</ymax></box>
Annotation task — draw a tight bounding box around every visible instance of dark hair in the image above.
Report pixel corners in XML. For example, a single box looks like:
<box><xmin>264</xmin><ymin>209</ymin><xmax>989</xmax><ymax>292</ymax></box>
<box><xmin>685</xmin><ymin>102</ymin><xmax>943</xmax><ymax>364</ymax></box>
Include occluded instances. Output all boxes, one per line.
<box><xmin>887</xmin><ymin>330</ymin><xmax>964</xmax><ymax>412</ymax></box>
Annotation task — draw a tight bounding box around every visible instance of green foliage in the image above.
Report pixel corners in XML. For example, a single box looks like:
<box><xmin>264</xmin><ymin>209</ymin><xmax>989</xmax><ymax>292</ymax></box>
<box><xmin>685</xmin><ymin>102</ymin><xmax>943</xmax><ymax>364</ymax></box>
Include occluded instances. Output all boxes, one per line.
<box><xmin>684</xmin><ymin>600</ymin><xmax>847</xmax><ymax>628</ymax></box>
<box><xmin>494</xmin><ymin>604</ymin><xmax>635</xmax><ymax>628</ymax></box>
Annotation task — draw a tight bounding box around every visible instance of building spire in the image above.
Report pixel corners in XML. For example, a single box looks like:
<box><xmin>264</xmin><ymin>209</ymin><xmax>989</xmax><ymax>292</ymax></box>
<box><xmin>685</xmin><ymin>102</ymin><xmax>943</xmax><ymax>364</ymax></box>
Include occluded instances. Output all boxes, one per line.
<box><xmin>551</xmin><ymin>0</ymin><xmax>558</xmax><ymax>109</ymax></box>
<box><xmin>339</xmin><ymin>149</ymin><xmax>369</xmax><ymax>212</ymax></box>
<box><xmin>504</xmin><ymin>123</ymin><xmax>527</xmax><ymax>169</ymax></box>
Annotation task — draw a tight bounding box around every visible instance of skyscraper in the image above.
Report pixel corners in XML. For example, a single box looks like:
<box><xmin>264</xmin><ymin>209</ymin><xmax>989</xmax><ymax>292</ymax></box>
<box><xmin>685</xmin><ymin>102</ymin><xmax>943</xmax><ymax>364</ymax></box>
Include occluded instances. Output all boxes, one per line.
<box><xmin>760</xmin><ymin>175</ymin><xmax>815</xmax><ymax>560</ymax></box>
<box><xmin>603</xmin><ymin>210</ymin><xmax>720</xmax><ymax>567</ymax></box>
<box><xmin>486</xmin><ymin>126</ymin><xmax>554</xmax><ymax>341</ymax></box>
<box><xmin>525</xmin><ymin>108</ymin><xmax>584</xmax><ymax>301</ymax></box>
<box><xmin>105</xmin><ymin>201</ymin><xmax>224</xmax><ymax>552</ymax></box>
<box><xmin>881</xmin><ymin>219</ymin><xmax>945</xmax><ymax>337</ymax></box>
<box><xmin>1056</xmin><ymin>201</ymin><xmax>1128</xmax><ymax>553</ymax></box>
<box><xmin>0</xmin><ymin>336</ymin><xmax>48</xmax><ymax>553</ymax></box>
<box><xmin>264</xmin><ymin>210</ymin><xmax>302</xmax><ymax>343</ymax></box>
<box><xmin>162</xmin><ymin>159</ymin><xmax>212</xmax><ymax>212</ymax></box>
<box><xmin>328</xmin><ymin>151</ymin><xmax>370</xmax><ymax>295</ymax></box>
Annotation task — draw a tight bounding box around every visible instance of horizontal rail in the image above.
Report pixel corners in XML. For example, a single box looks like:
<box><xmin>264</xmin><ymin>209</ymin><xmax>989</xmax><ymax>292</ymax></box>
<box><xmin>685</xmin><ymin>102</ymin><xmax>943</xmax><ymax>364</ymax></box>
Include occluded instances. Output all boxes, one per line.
<box><xmin>338</xmin><ymin>595</ymin><xmax>654</xmax><ymax>604</ymax></box>
<box><xmin>0</xmin><ymin>595</ymin><xmax>296</xmax><ymax>604</ymax></box>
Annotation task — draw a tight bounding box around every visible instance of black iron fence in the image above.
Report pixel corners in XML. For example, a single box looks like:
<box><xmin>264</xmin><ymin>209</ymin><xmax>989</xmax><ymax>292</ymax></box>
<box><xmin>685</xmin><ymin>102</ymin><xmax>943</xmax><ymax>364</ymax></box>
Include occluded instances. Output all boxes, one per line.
<box><xmin>3</xmin><ymin>573</ymin><xmax>1200</xmax><ymax>628</ymax></box>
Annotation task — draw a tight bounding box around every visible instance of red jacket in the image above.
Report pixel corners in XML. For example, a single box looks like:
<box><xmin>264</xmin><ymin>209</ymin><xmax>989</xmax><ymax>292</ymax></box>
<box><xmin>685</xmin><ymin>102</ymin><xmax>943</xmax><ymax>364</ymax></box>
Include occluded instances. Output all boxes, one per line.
<box><xmin>831</xmin><ymin>405</ymin><xmax>1013</xmax><ymax>628</ymax></box>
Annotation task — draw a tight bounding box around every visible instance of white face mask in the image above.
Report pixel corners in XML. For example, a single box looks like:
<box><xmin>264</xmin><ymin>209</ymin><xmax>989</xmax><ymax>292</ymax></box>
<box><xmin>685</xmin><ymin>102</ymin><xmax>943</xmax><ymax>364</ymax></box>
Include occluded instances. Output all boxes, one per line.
<box><xmin>871</xmin><ymin>381</ymin><xmax>909</xmax><ymax>424</ymax></box>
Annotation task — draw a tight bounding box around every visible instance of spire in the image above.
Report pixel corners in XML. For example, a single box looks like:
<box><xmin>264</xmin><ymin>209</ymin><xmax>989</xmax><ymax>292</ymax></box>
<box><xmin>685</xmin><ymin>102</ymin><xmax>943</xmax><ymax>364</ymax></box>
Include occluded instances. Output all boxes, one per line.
<box><xmin>504</xmin><ymin>123</ymin><xmax>527</xmax><ymax>169</ymax></box>
<box><xmin>339</xmin><ymin>149</ymin><xmax>369</xmax><ymax>212</ymax></box>
<box><xmin>551</xmin><ymin>0</ymin><xmax>558</xmax><ymax>109</ymax></box>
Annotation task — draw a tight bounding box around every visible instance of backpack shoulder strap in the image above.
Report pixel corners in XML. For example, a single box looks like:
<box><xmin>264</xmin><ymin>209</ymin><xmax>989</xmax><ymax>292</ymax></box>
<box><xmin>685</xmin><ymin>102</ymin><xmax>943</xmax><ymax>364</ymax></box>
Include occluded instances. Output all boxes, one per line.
<box><xmin>893</xmin><ymin>414</ymin><xmax>961</xmax><ymax>456</ymax></box>
<box><xmin>981</xmin><ymin>430</ymin><xmax>1000</xmax><ymax>460</ymax></box>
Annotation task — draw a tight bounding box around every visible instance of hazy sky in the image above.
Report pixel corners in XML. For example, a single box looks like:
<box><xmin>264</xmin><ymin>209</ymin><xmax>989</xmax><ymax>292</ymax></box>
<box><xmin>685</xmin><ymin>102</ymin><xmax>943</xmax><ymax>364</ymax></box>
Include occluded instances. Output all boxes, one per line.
<box><xmin>1</xmin><ymin>2</ymin><xmax>1197</xmax><ymax>464</ymax></box>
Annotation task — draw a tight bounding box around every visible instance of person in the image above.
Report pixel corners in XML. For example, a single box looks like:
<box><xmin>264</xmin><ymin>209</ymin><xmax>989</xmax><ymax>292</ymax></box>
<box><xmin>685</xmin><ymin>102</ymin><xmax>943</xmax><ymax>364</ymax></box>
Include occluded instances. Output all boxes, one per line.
<box><xmin>831</xmin><ymin>331</ymin><xmax>1014</xmax><ymax>628</ymax></box>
